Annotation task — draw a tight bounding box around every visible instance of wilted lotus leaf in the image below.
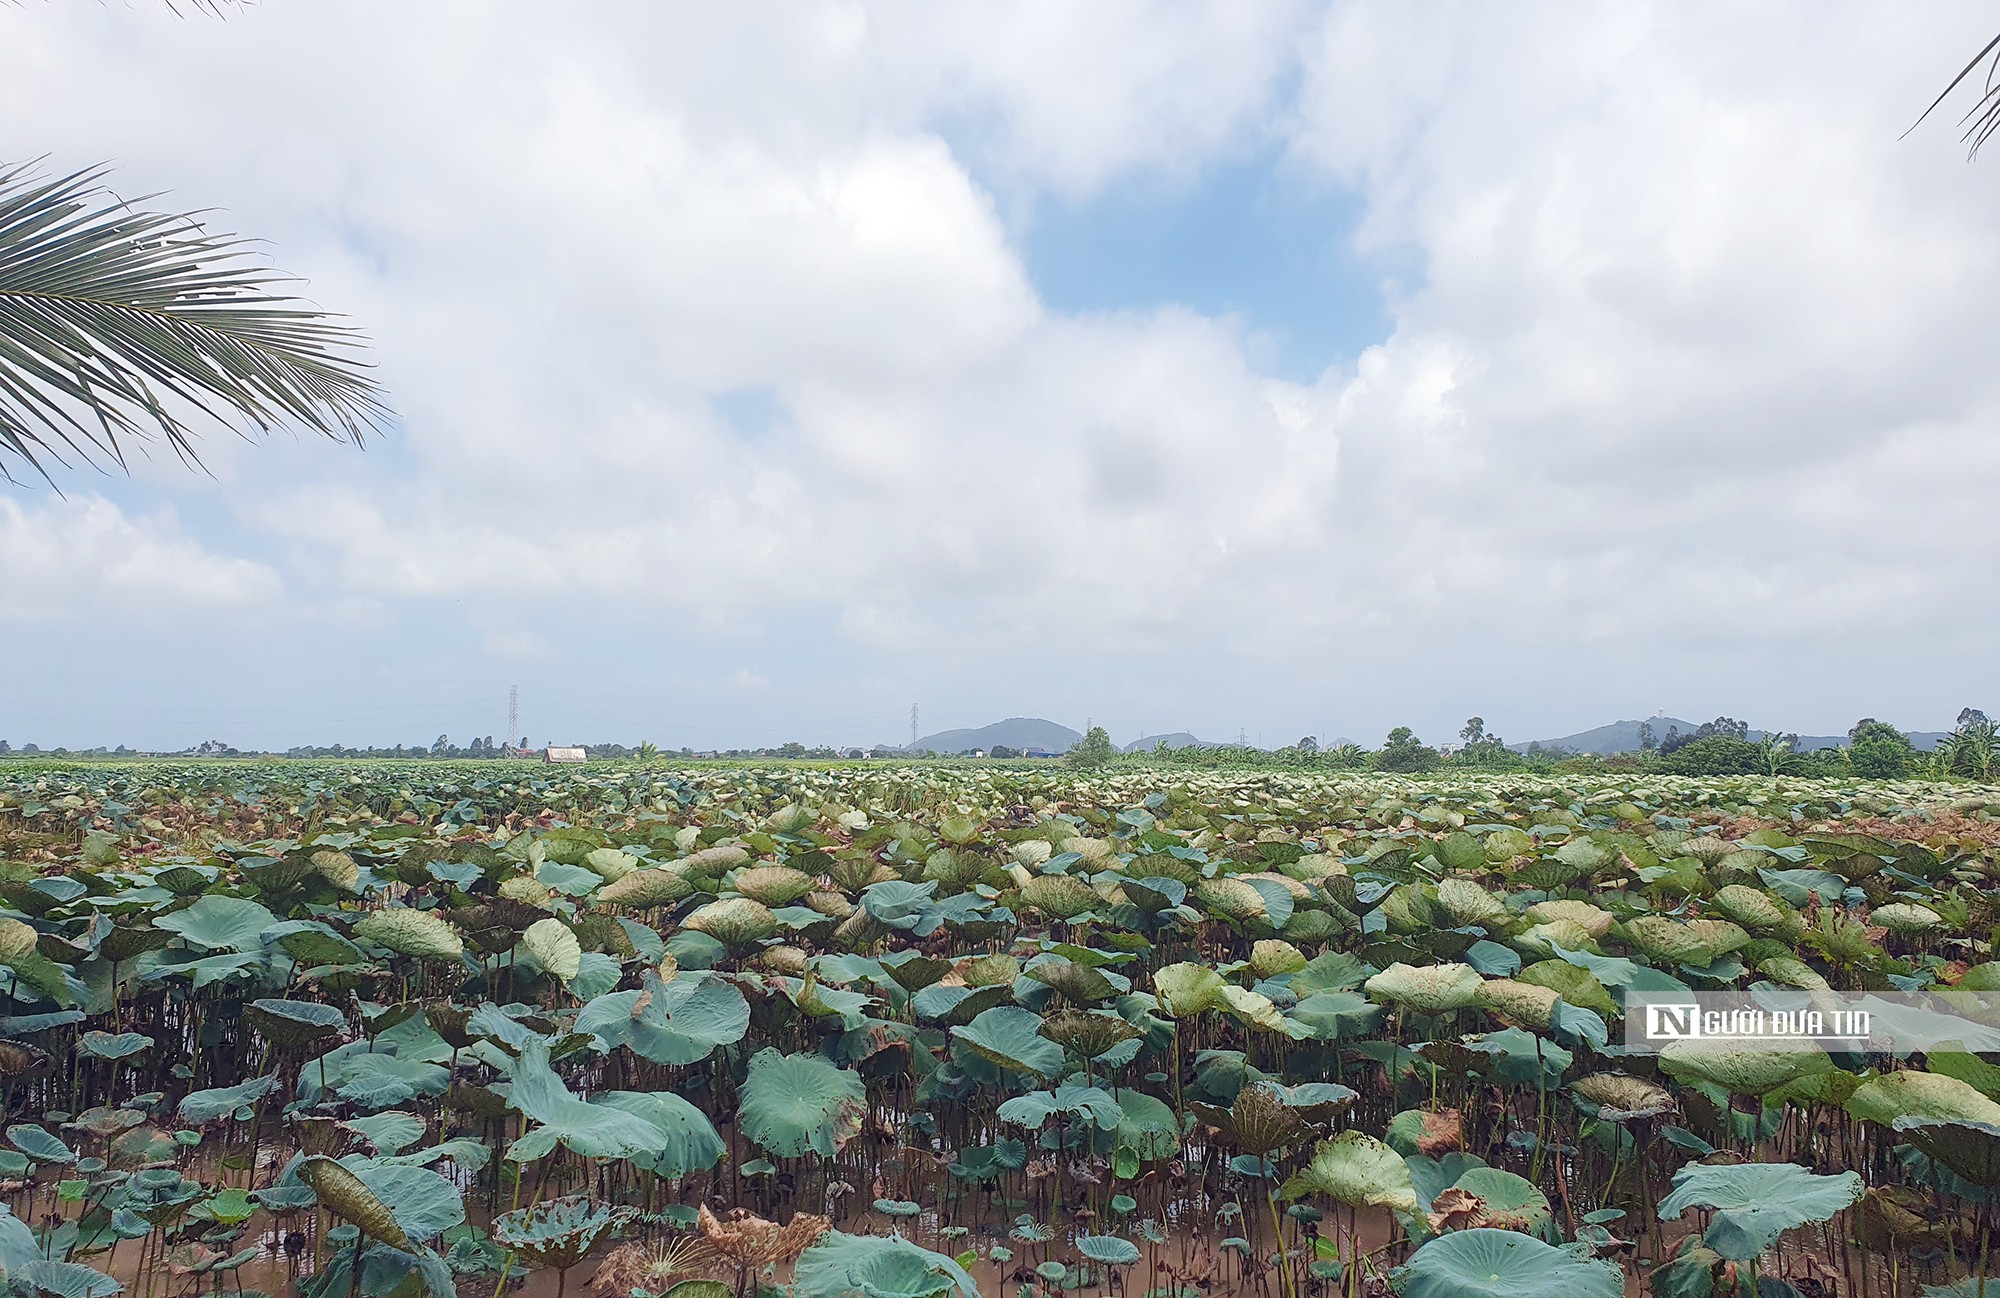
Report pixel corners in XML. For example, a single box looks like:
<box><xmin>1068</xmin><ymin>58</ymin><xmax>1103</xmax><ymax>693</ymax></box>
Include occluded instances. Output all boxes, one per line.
<box><xmin>297</xmin><ymin>1155</ymin><xmax>408</xmax><ymax>1248</ymax></box>
<box><xmin>761</xmin><ymin>945</ymin><xmax>810</xmax><ymax>976</ymax></box>
<box><xmin>1871</xmin><ymin>903</ymin><xmax>1944</xmax><ymax>933</ymax></box>
<box><xmin>824</xmin><ymin>854</ymin><xmax>879</xmax><ymax>895</ymax></box>
<box><xmin>1426</xmin><ymin>1186</ymin><xmax>1488</xmax><ymax>1234</ymax></box>
<box><xmin>731</xmin><ymin>866</ymin><xmax>816</xmax><ymax>907</ymax></box>
<box><xmin>962</xmin><ymin>953</ymin><xmax>1020</xmax><ymax>988</ymax></box>
<box><xmin>1570</xmin><ymin>1074</ymin><xmax>1673</xmax><ymax>1122</ymax></box>
<box><xmin>310</xmin><ymin>849</ymin><xmax>361</xmax><ymax>891</ymax></box>
<box><xmin>1019</xmin><ymin>875</ymin><xmax>1100</xmax><ymax>921</ymax></box>
<box><xmin>683</xmin><ymin>898</ymin><xmax>777</xmax><ymax>948</ymax></box>
<box><xmin>583</xmin><ymin>847</ymin><xmax>639</xmax><ymax>881</ymax></box>
<box><xmin>1365</xmin><ymin>963</ymin><xmax>1483</xmax><ymax>1017</ymax></box>
<box><xmin>1193</xmin><ymin>878</ymin><xmax>1267</xmax><ymax>923</ymax></box>
<box><xmin>492</xmin><ymin>1195</ymin><xmax>636</xmax><ymax>1272</ymax></box>
<box><xmin>1279</xmin><ymin>1131</ymin><xmax>1419</xmax><ymax>1214</ymax></box>
<box><xmin>514</xmin><ymin>920</ymin><xmax>579</xmax><ymax>988</ymax></box>
<box><xmin>244</xmin><ymin>998</ymin><xmax>345</xmax><ymax>1048</ymax></box>
<box><xmin>1658</xmin><ymin>1040</ymin><xmax>1831</xmax><ymax>1097</ymax></box>
<box><xmin>353</xmin><ymin>908</ymin><xmax>464</xmax><ymax>963</ymax></box>
<box><xmin>1385</xmin><ymin>1108</ymin><xmax>1462</xmax><ymax>1156</ymax></box>
<box><xmin>1850</xmin><ymin>1184</ymin><xmax>1952</xmax><ymax>1253</ymax></box>
<box><xmin>1755</xmin><ymin>954</ymin><xmax>1830</xmax><ymax>989</ymax></box>
<box><xmin>598</xmin><ymin>867</ymin><xmax>694</xmax><ymax>908</ymax></box>
<box><xmin>1250</xmin><ymin>939</ymin><xmax>1307</xmax><ymax>978</ymax></box>
<box><xmin>766</xmin><ymin>804</ymin><xmax>815</xmax><ymax>835</ymax></box>
<box><xmin>805</xmin><ymin>890</ymin><xmax>854</xmax><ymax>919</ymax></box>
<box><xmin>1026</xmin><ymin>959</ymin><xmax>1115</xmax><ymax>1004</ymax></box>
<box><xmin>1845</xmin><ymin>1069</ymin><xmax>2000</xmax><ymax>1129</ymax></box>
<box><xmin>0</xmin><ymin>921</ymin><xmax>37</xmax><ymax>962</ymax></box>
<box><xmin>1513</xmin><ymin>920</ymin><xmax>1599</xmax><ymax>960</ymax></box>
<box><xmin>1475</xmin><ymin>979</ymin><xmax>1560</xmax><ymax>1030</ymax></box>
<box><xmin>678</xmin><ymin>845</ymin><xmax>752</xmax><ymax>877</ymax></box>
<box><xmin>1623</xmin><ymin>917</ymin><xmax>1712</xmax><ymax>967</ymax></box>
<box><xmin>1679</xmin><ymin>836</ymin><xmax>1738</xmax><ymax>867</ymax></box>
<box><xmin>882</xmin><ymin>952</ymin><xmax>953</xmax><ymax>992</ymax></box>
<box><xmin>1684</xmin><ymin>919</ymin><xmax>1751</xmax><ymax>959</ymax></box>
<box><xmin>497</xmin><ymin>876</ymin><xmax>553</xmax><ymax>907</ymax></box>
<box><xmin>1011</xmin><ymin>841</ymin><xmax>1054</xmax><ymax>868</ymax></box>
<box><xmin>1524</xmin><ymin>899</ymin><xmax>1615</xmax><ymax>939</ymax></box>
<box><xmin>1037</xmin><ymin>1009</ymin><xmax>1140</xmax><ymax>1061</ymax></box>
<box><xmin>1435</xmin><ymin>878</ymin><xmax>1508</xmax><ymax>928</ymax></box>
<box><xmin>1192</xmin><ymin>1083</ymin><xmax>1302</xmax><ymax>1157</ymax></box>
<box><xmin>1712</xmin><ymin>885</ymin><xmax>1789</xmax><ymax>934</ymax></box>
<box><xmin>699</xmin><ymin>1203</ymin><xmax>830</xmax><ymax>1269</ymax></box>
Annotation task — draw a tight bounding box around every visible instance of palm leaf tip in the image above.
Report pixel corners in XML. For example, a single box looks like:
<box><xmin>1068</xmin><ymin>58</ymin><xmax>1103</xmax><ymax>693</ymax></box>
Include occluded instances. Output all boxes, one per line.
<box><xmin>0</xmin><ymin>159</ymin><xmax>391</xmax><ymax>484</ymax></box>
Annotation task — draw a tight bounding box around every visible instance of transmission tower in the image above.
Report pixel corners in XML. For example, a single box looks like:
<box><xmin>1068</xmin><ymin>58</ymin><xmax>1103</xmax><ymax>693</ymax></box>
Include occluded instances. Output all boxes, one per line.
<box><xmin>910</xmin><ymin>704</ymin><xmax>919</xmax><ymax>749</ymax></box>
<box><xmin>508</xmin><ymin>686</ymin><xmax>519</xmax><ymax>754</ymax></box>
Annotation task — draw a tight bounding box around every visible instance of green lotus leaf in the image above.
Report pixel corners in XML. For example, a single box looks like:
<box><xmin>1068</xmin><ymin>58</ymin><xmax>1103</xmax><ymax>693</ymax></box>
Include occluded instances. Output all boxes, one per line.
<box><xmin>740</xmin><ymin>1048</ymin><xmax>867</xmax><ymax>1158</ymax></box>
<box><xmin>794</xmin><ymin>1230</ymin><xmax>978</xmax><ymax>1298</ymax></box>
<box><xmin>576</xmin><ymin>970</ymin><xmax>749</xmax><ymax>1065</ymax></box>
<box><xmin>732</xmin><ymin>865</ymin><xmax>817</xmax><ymax>907</ymax></box>
<box><xmin>1153</xmin><ymin>963</ymin><xmax>1228</xmax><ymax>1016</ymax></box>
<box><xmin>1365</xmin><ymin>963</ymin><xmax>1483</xmax><ymax>1016</ymax></box>
<box><xmin>1872</xmin><ymin>903</ymin><xmax>1945</xmax><ymax>933</ymax></box>
<box><xmin>7</xmin><ymin>1125</ymin><xmax>73</xmax><ymax>1165</ymax></box>
<box><xmin>501</xmin><ymin>1039</ymin><xmax>678</xmax><ymax>1163</ymax></box>
<box><xmin>1279</xmin><ymin>1131</ymin><xmax>1418</xmax><ymax>1214</ymax></box>
<box><xmin>177</xmin><ymin>1075</ymin><xmax>279</xmax><ymax>1123</ymax></box>
<box><xmin>1449</xmin><ymin>1167</ymin><xmax>1551</xmax><ymax>1234</ymax></box>
<box><xmin>1755</xmin><ymin>955</ymin><xmax>1830</xmax><ymax>990</ymax></box>
<box><xmin>1075</xmin><ymin>1235</ymin><xmax>1140</xmax><ymax>1267</ymax></box>
<box><xmin>78</xmin><ymin>1032</ymin><xmax>152</xmax><ymax>1061</ymax></box>
<box><xmin>1513</xmin><ymin>961</ymin><xmax>1617</xmax><ymax>1017</ymax></box>
<box><xmin>1658</xmin><ymin>1161</ymin><xmax>1862</xmax><ymax>1261</ymax></box>
<box><xmin>245</xmin><ymin>998</ymin><xmax>346</xmax><ymax>1047</ymax></box>
<box><xmin>591</xmin><ymin>1091</ymin><xmax>725</xmax><ymax>1178</ymax></box>
<box><xmin>339</xmin><ymin>1112</ymin><xmax>426</xmax><ymax>1155</ymax></box>
<box><xmin>1193</xmin><ymin>877</ymin><xmax>1267</xmax><ymax>923</ymax></box>
<box><xmin>10</xmin><ymin>1261</ymin><xmax>123</xmax><ymax>1298</ymax></box>
<box><xmin>997</xmin><ymin>1085</ymin><xmax>1121</xmax><ymax>1132</ymax></box>
<box><xmin>955</xmin><ymin>1007</ymin><xmax>1063</xmax><ymax>1078</ymax></box>
<box><xmin>1394</xmin><ymin>1228</ymin><xmax>1620</xmax><ymax>1298</ymax></box>
<box><xmin>153</xmin><ymin>896</ymin><xmax>278</xmax><ymax>954</ymax></box>
<box><xmin>1712</xmin><ymin>885</ymin><xmax>1788</xmax><ymax>934</ymax></box>
<box><xmin>1474</xmin><ymin>980</ymin><xmax>1560</xmax><ymax>1030</ymax></box>
<box><xmin>582</xmin><ymin>847</ymin><xmax>639</xmax><ymax>881</ymax></box>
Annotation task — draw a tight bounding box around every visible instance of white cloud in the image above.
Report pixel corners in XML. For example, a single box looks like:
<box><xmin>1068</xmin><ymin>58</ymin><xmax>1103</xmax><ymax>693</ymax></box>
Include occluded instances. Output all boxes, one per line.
<box><xmin>4</xmin><ymin>1</ymin><xmax>1998</xmax><ymax>744</ymax></box>
<box><xmin>0</xmin><ymin>497</ymin><xmax>282</xmax><ymax>622</ymax></box>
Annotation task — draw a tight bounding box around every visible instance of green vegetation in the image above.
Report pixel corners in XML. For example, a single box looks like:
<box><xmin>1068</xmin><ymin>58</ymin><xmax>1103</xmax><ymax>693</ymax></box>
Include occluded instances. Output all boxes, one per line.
<box><xmin>0</xmin><ymin>760</ymin><xmax>1992</xmax><ymax>1298</ymax></box>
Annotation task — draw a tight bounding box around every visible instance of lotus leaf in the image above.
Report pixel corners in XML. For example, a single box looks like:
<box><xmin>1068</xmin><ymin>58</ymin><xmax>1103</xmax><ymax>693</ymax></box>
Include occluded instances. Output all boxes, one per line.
<box><xmin>1394</xmin><ymin>1228</ymin><xmax>1620</xmax><ymax>1298</ymax></box>
<box><xmin>739</xmin><ymin>1048</ymin><xmax>867</xmax><ymax>1157</ymax></box>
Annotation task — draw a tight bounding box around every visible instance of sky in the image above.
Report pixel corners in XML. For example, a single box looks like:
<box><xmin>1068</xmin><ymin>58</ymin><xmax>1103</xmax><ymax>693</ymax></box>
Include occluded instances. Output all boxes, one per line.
<box><xmin>3</xmin><ymin>2</ymin><xmax>1998</xmax><ymax>753</ymax></box>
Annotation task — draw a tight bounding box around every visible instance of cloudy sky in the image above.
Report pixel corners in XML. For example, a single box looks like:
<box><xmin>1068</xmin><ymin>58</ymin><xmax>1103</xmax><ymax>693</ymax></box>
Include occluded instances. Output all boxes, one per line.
<box><xmin>4</xmin><ymin>1</ymin><xmax>1996</xmax><ymax>752</ymax></box>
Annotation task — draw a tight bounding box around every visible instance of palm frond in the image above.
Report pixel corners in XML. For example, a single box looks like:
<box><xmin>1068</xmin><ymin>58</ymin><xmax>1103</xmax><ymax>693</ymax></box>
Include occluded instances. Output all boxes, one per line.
<box><xmin>1907</xmin><ymin>31</ymin><xmax>2000</xmax><ymax>158</ymax></box>
<box><xmin>0</xmin><ymin>160</ymin><xmax>389</xmax><ymax>484</ymax></box>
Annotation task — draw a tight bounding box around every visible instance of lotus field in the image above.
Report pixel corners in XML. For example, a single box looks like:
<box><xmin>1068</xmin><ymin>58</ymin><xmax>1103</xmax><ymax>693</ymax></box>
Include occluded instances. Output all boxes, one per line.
<box><xmin>0</xmin><ymin>763</ymin><xmax>1998</xmax><ymax>1298</ymax></box>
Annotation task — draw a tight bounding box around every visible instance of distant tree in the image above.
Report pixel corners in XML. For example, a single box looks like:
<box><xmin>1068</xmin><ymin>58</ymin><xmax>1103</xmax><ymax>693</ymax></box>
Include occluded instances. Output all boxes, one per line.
<box><xmin>1460</xmin><ymin>717</ymin><xmax>1486</xmax><ymax>745</ymax></box>
<box><xmin>1376</xmin><ymin>727</ymin><xmax>1440</xmax><ymax>773</ymax></box>
<box><xmin>1068</xmin><ymin>726</ymin><xmax>1114</xmax><ymax>769</ymax></box>
<box><xmin>1848</xmin><ymin>718</ymin><xmax>1915</xmax><ymax>779</ymax></box>
<box><xmin>1757</xmin><ymin>731</ymin><xmax>1804</xmax><ymax>776</ymax></box>
<box><xmin>1941</xmin><ymin>709</ymin><xmax>1998</xmax><ymax>781</ymax></box>
<box><xmin>1637</xmin><ymin>721</ymin><xmax>1656</xmax><ymax>752</ymax></box>
<box><xmin>990</xmin><ymin>745</ymin><xmax>1021</xmax><ymax>758</ymax></box>
<box><xmin>636</xmin><ymin>741</ymin><xmax>661</xmax><ymax>764</ymax></box>
<box><xmin>1297</xmin><ymin>736</ymin><xmax>1319</xmax><ymax>755</ymax></box>
<box><xmin>1658</xmin><ymin>735</ymin><xmax>1762</xmax><ymax>776</ymax></box>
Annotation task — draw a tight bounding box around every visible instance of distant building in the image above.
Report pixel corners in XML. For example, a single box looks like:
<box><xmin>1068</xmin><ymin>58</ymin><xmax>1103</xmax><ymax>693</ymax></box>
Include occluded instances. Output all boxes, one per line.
<box><xmin>544</xmin><ymin>746</ymin><xmax>587</xmax><ymax>764</ymax></box>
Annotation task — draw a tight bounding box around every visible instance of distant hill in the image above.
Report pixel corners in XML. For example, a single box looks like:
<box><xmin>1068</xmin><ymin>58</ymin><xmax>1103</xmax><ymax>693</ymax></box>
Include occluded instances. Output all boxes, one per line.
<box><xmin>910</xmin><ymin>717</ymin><xmax>1080</xmax><ymax>755</ymax></box>
<box><xmin>1512</xmin><ymin>715</ymin><xmax>1947</xmax><ymax>754</ymax></box>
<box><xmin>1122</xmin><ymin>732</ymin><xmax>1211</xmax><ymax>753</ymax></box>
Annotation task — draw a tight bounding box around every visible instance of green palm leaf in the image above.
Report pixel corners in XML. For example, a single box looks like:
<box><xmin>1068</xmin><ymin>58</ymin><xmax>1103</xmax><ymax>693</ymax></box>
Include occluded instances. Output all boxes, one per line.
<box><xmin>0</xmin><ymin>161</ymin><xmax>388</xmax><ymax>482</ymax></box>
